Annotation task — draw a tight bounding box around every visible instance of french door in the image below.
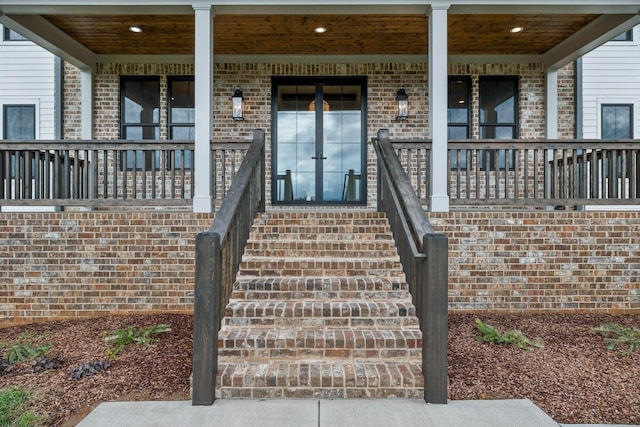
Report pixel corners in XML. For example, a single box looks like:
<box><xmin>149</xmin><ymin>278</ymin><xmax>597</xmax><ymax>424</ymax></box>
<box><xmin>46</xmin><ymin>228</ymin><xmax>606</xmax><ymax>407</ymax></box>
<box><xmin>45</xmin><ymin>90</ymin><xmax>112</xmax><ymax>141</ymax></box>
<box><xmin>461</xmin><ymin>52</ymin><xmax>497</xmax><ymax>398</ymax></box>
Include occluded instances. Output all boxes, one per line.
<box><xmin>272</xmin><ymin>77</ymin><xmax>367</xmax><ymax>205</ymax></box>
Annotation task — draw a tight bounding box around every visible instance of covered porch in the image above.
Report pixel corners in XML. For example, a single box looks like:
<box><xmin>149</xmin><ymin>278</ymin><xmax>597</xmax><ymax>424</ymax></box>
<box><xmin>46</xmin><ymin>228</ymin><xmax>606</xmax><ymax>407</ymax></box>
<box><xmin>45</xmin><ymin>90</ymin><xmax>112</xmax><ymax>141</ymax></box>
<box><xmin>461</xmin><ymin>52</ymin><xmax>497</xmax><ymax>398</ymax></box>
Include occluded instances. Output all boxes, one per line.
<box><xmin>2</xmin><ymin>0</ymin><xmax>639</xmax><ymax>212</ymax></box>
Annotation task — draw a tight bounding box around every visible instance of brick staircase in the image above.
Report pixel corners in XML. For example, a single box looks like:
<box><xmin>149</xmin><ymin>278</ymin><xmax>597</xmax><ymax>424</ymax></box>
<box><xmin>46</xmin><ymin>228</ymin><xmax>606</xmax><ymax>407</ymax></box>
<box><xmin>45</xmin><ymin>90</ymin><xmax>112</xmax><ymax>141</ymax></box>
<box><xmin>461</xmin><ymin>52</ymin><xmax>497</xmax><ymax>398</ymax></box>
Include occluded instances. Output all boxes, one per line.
<box><xmin>216</xmin><ymin>210</ymin><xmax>424</xmax><ymax>399</ymax></box>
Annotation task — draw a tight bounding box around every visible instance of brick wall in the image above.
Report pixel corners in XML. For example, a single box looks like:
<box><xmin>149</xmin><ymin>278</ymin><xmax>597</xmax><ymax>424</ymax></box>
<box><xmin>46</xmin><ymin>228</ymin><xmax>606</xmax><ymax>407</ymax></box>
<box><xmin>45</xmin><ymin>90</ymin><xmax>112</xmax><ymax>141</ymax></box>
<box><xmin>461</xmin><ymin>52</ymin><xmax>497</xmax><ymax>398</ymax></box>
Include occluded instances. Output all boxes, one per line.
<box><xmin>0</xmin><ymin>212</ymin><xmax>213</xmax><ymax>325</ymax></box>
<box><xmin>1</xmin><ymin>210</ymin><xmax>638</xmax><ymax>325</ymax></box>
<box><xmin>430</xmin><ymin>211</ymin><xmax>640</xmax><ymax>312</ymax></box>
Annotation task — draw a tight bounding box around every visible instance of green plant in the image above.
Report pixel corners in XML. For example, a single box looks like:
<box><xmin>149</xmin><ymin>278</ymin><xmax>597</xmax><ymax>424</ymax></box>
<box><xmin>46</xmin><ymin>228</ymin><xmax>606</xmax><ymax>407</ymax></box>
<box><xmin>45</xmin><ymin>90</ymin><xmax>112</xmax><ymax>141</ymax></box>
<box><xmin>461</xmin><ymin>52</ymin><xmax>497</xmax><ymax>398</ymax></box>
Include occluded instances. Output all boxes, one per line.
<box><xmin>1</xmin><ymin>333</ymin><xmax>52</xmax><ymax>364</ymax></box>
<box><xmin>101</xmin><ymin>323</ymin><xmax>171</xmax><ymax>358</ymax></box>
<box><xmin>0</xmin><ymin>386</ymin><xmax>42</xmax><ymax>427</ymax></box>
<box><xmin>591</xmin><ymin>323</ymin><xmax>640</xmax><ymax>355</ymax></box>
<box><xmin>475</xmin><ymin>318</ymin><xmax>544</xmax><ymax>350</ymax></box>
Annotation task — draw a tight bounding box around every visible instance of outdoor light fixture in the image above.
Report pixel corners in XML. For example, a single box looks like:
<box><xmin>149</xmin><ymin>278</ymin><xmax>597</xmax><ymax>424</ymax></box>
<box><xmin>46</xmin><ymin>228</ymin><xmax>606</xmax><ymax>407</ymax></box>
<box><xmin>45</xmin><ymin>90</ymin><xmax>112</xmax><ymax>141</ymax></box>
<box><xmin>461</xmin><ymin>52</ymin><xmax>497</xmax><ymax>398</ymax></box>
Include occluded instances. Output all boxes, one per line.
<box><xmin>232</xmin><ymin>88</ymin><xmax>244</xmax><ymax>120</ymax></box>
<box><xmin>129</xmin><ymin>26</ymin><xmax>143</xmax><ymax>33</ymax></box>
<box><xmin>396</xmin><ymin>88</ymin><xmax>408</xmax><ymax>120</ymax></box>
<box><xmin>510</xmin><ymin>26</ymin><xmax>523</xmax><ymax>33</ymax></box>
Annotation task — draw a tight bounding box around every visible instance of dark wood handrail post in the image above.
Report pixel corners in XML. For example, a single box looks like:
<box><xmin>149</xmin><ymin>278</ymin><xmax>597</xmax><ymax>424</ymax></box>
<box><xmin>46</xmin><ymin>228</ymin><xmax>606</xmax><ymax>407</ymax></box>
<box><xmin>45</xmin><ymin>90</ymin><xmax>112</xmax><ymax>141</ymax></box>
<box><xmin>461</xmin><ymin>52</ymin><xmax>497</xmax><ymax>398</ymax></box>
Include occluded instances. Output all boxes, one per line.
<box><xmin>193</xmin><ymin>231</ymin><xmax>222</xmax><ymax>405</ymax></box>
<box><xmin>423</xmin><ymin>233</ymin><xmax>448</xmax><ymax>404</ymax></box>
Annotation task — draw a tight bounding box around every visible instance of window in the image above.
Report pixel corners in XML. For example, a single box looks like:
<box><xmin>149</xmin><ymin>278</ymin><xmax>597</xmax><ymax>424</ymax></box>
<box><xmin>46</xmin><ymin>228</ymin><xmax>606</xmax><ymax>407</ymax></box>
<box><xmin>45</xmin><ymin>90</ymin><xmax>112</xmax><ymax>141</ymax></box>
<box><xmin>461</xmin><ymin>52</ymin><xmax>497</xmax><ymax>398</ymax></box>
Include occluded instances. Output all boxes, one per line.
<box><xmin>3</xmin><ymin>105</ymin><xmax>36</xmax><ymax>178</ymax></box>
<box><xmin>3</xmin><ymin>105</ymin><xmax>35</xmax><ymax>139</ymax></box>
<box><xmin>120</xmin><ymin>77</ymin><xmax>160</xmax><ymax>170</ymax></box>
<box><xmin>611</xmin><ymin>30</ymin><xmax>633</xmax><ymax>42</ymax></box>
<box><xmin>3</xmin><ymin>27</ymin><xmax>28</xmax><ymax>41</ymax></box>
<box><xmin>479</xmin><ymin>77</ymin><xmax>518</xmax><ymax>170</ymax></box>
<box><xmin>169</xmin><ymin>77</ymin><xmax>194</xmax><ymax>169</ymax></box>
<box><xmin>448</xmin><ymin>77</ymin><xmax>470</xmax><ymax>169</ymax></box>
<box><xmin>602</xmin><ymin>104</ymin><xmax>633</xmax><ymax>139</ymax></box>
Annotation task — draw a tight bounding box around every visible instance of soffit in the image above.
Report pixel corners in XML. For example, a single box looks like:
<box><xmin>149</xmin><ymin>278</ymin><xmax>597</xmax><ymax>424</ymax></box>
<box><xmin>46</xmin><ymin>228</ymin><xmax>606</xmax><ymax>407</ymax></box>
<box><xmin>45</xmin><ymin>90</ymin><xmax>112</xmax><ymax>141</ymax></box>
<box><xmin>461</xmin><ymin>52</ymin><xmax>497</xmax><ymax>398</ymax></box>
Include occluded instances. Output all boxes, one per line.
<box><xmin>41</xmin><ymin>13</ymin><xmax>600</xmax><ymax>56</ymax></box>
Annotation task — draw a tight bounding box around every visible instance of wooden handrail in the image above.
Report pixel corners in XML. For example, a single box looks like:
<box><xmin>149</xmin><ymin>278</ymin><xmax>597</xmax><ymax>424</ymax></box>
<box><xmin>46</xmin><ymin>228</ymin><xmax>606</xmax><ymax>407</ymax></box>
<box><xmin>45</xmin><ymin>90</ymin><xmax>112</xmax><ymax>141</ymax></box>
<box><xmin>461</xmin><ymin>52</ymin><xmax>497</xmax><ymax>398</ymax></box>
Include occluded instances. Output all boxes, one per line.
<box><xmin>373</xmin><ymin>129</ymin><xmax>448</xmax><ymax>404</ymax></box>
<box><xmin>192</xmin><ymin>129</ymin><xmax>265</xmax><ymax>405</ymax></box>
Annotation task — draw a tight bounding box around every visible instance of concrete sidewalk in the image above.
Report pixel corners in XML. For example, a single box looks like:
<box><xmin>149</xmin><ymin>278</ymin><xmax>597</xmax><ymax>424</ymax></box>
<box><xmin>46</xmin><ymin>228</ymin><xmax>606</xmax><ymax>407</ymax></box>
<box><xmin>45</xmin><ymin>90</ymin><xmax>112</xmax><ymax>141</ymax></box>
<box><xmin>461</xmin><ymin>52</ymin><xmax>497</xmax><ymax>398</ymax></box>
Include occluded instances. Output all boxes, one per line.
<box><xmin>76</xmin><ymin>398</ymin><xmax>565</xmax><ymax>427</ymax></box>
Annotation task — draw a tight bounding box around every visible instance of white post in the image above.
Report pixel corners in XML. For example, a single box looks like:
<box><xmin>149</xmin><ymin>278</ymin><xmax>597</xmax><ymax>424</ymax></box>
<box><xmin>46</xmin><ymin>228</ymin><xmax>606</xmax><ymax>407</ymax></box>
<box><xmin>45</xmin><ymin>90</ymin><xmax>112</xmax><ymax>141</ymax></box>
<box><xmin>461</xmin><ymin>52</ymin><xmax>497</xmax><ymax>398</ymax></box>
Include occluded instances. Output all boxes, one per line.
<box><xmin>193</xmin><ymin>4</ymin><xmax>213</xmax><ymax>213</ymax></box>
<box><xmin>428</xmin><ymin>4</ymin><xmax>450</xmax><ymax>212</ymax></box>
<box><xmin>80</xmin><ymin>68</ymin><xmax>95</xmax><ymax>199</ymax></box>
<box><xmin>545</xmin><ymin>69</ymin><xmax>559</xmax><ymax>203</ymax></box>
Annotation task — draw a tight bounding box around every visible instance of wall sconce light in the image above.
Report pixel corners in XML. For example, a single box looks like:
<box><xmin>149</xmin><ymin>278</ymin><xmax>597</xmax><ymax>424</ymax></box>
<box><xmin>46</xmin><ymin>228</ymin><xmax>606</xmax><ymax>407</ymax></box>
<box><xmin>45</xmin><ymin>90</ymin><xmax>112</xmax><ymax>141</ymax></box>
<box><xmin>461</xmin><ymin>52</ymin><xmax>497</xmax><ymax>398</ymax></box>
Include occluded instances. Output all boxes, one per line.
<box><xmin>396</xmin><ymin>88</ymin><xmax>408</xmax><ymax>120</ymax></box>
<box><xmin>232</xmin><ymin>88</ymin><xmax>244</xmax><ymax>121</ymax></box>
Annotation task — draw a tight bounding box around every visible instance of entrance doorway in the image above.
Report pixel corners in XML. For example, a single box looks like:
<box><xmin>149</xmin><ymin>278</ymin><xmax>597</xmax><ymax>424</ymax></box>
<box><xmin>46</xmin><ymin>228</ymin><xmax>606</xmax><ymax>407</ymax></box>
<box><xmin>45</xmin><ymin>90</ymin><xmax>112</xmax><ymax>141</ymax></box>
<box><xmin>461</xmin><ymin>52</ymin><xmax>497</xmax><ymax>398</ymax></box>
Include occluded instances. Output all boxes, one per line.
<box><xmin>272</xmin><ymin>77</ymin><xmax>367</xmax><ymax>205</ymax></box>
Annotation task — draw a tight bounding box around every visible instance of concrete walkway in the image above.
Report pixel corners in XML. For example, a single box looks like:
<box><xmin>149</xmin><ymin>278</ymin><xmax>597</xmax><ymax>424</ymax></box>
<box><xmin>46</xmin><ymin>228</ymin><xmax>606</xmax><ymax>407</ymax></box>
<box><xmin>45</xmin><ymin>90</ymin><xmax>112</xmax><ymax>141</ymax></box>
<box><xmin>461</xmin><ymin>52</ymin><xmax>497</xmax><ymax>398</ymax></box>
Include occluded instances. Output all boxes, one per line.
<box><xmin>76</xmin><ymin>398</ymin><xmax>569</xmax><ymax>427</ymax></box>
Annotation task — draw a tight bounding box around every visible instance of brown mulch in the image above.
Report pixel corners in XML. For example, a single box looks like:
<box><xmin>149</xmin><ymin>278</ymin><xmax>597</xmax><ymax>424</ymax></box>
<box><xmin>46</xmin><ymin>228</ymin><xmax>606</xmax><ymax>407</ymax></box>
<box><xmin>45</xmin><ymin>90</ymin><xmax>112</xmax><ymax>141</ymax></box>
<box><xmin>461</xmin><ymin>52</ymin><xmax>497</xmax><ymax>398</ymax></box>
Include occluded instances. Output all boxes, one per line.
<box><xmin>0</xmin><ymin>312</ymin><xmax>639</xmax><ymax>426</ymax></box>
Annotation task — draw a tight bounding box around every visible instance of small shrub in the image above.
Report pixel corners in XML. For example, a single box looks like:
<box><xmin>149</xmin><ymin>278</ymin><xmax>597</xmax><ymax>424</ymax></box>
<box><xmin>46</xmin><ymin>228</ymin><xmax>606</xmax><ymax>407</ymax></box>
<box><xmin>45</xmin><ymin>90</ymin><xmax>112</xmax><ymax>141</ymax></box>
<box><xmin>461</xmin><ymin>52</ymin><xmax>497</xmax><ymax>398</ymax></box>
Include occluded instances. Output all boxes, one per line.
<box><xmin>0</xmin><ymin>386</ymin><xmax>42</xmax><ymax>427</ymax></box>
<box><xmin>475</xmin><ymin>318</ymin><xmax>544</xmax><ymax>350</ymax></box>
<box><xmin>1</xmin><ymin>333</ymin><xmax>52</xmax><ymax>364</ymax></box>
<box><xmin>0</xmin><ymin>357</ymin><xmax>13</xmax><ymax>374</ymax></box>
<box><xmin>27</xmin><ymin>353</ymin><xmax>65</xmax><ymax>374</ymax></box>
<box><xmin>70</xmin><ymin>360</ymin><xmax>111</xmax><ymax>380</ymax></box>
<box><xmin>101</xmin><ymin>323</ymin><xmax>171</xmax><ymax>358</ymax></box>
<box><xmin>592</xmin><ymin>323</ymin><xmax>640</xmax><ymax>355</ymax></box>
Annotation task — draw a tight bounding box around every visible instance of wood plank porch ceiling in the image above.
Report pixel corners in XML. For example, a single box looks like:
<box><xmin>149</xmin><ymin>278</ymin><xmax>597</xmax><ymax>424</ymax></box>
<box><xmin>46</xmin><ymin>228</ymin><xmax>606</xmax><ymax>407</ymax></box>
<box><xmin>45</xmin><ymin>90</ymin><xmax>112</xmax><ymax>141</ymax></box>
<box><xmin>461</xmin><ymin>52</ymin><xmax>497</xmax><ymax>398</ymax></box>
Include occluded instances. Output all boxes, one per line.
<box><xmin>42</xmin><ymin>13</ymin><xmax>600</xmax><ymax>56</ymax></box>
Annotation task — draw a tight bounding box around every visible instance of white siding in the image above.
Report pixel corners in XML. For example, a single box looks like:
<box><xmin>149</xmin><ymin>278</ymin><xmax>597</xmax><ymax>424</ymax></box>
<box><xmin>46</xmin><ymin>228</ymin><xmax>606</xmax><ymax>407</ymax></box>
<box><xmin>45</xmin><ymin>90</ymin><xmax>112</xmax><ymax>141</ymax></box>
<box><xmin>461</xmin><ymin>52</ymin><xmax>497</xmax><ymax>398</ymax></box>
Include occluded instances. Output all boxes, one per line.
<box><xmin>0</xmin><ymin>25</ymin><xmax>57</xmax><ymax>140</ymax></box>
<box><xmin>581</xmin><ymin>25</ymin><xmax>640</xmax><ymax>139</ymax></box>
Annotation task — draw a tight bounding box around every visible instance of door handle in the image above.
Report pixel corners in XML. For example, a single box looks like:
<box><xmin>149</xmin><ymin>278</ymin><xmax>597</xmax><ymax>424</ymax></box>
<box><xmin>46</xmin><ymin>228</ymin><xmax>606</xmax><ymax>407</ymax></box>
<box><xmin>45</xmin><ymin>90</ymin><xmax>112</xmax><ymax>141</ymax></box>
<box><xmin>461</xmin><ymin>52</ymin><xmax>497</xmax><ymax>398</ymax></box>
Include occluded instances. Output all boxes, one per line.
<box><xmin>311</xmin><ymin>156</ymin><xmax>327</xmax><ymax>160</ymax></box>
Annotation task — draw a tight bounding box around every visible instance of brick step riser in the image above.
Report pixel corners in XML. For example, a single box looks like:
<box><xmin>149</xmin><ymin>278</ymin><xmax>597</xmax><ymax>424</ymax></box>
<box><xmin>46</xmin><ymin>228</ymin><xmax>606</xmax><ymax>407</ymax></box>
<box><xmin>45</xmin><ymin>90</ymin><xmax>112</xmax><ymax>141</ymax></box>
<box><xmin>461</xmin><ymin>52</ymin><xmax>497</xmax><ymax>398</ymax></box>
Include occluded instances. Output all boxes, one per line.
<box><xmin>248</xmin><ymin>233</ymin><xmax>394</xmax><ymax>242</ymax></box>
<box><xmin>229</xmin><ymin>290</ymin><xmax>412</xmax><ymax>301</ymax></box>
<box><xmin>216</xmin><ymin>361</ymin><xmax>424</xmax><ymax>399</ymax></box>
<box><xmin>223</xmin><ymin>318</ymin><xmax>420</xmax><ymax>328</ymax></box>
<box><xmin>237</xmin><ymin>270</ymin><xmax>406</xmax><ymax>279</ymax></box>
<box><xmin>243</xmin><ymin>249</ymin><xmax>400</xmax><ymax>258</ymax></box>
<box><xmin>225</xmin><ymin>302</ymin><xmax>416</xmax><ymax>318</ymax></box>
<box><xmin>233</xmin><ymin>279</ymin><xmax>409</xmax><ymax>293</ymax></box>
<box><xmin>219</xmin><ymin>348</ymin><xmax>422</xmax><ymax>360</ymax></box>
<box><xmin>217</xmin><ymin>387</ymin><xmax>423</xmax><ymax>399</ymax></box>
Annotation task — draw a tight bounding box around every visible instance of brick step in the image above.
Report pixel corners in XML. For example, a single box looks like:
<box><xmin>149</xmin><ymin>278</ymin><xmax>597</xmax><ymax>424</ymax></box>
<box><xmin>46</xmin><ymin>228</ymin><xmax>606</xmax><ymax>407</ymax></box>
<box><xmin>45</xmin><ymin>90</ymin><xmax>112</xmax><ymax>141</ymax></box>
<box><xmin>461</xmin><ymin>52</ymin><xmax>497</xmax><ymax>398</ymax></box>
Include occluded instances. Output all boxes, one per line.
<box><xmin>218</xmin><ymin>328</ymin><xmax>422</xmax><ymax>360</ymax></box>
<box><xmin>223</xmin><ymin>315</ymin><xmax>419</xmax><ymax>328</ymax></box>
<box><xmin>232</xmin><ymin>277</ymin><xmax>409</xmax><ymax>293</ymax></box>
<box><xmin>225</xmin><ymin>300</ymin><xmax>416</xmax><ymax>319</ymax></box>
<box><xmin>237</xmin><ymin>258</ymin><xmax>405</xmax><ymax>278</ymax></box>
<box><xmin>230</xmin><ymin>288</ymin><xmax>411</xmax><ymax>301</ymax></box>
<box><xmin>248</xmin><ymin>231</ymin><xmax>394</xmax><ymax>241</ymax></box>
<box><xmin>253</xmin><ymin>211</ymin><xmax>389</xmax><ymax>224</ymax></box>
<box><xmin>216</xmin><ymin>360</ymin><xmax>424</xmax><ymax>399</ymax></box>
<box><xmin>244</xmin><ymin>240</ymin><xmax>399</xmax><ymax>258</ymax></box>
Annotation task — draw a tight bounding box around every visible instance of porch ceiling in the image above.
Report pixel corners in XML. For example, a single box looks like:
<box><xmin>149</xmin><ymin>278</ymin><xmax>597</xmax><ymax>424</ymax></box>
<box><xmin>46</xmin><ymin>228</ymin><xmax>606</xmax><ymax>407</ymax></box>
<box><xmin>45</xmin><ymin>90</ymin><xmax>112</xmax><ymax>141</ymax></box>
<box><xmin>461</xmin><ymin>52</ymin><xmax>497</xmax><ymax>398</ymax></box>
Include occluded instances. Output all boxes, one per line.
<box><xmin>41</xmin><ymin>13</ymin><xmax>602</xmax><ymax>56</ymax></box>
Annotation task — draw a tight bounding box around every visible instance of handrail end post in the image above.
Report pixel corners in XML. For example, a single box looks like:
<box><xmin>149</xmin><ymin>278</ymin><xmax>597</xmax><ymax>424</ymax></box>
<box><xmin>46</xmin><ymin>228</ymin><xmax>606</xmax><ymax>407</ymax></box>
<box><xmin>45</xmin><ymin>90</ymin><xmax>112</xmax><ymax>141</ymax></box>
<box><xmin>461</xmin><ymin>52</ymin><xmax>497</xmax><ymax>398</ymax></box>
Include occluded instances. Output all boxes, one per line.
<box><xmin>423</xmin><ymin>232</ymin><xmax>449</xmax><ymax>404</ymax></box>
<box><xmin>192</xmin><ymin>231</ymin><xmax>222</xmax><ymax>405</ymax></box>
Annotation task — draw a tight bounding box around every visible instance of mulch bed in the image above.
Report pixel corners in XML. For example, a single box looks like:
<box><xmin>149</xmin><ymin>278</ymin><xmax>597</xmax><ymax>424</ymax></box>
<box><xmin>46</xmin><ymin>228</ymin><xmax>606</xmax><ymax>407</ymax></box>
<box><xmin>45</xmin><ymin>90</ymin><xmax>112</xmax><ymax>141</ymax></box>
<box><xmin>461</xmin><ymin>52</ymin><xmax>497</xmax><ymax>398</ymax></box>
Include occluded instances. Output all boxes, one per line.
<box><xmin>0</xmin><ymin>312</ymin><xmax>638</xmax><ymax>426</ymax></box>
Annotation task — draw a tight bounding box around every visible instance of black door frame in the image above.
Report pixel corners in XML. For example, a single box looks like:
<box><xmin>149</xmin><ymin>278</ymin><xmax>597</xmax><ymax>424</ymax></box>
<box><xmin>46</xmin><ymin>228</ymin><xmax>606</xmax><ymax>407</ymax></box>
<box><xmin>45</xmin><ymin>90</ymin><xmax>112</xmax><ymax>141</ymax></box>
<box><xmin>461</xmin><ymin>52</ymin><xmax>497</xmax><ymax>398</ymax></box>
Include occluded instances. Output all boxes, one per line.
<box><xmin>271</xmin><ymin>76</ymin><xmax>368</xmax><ymax>206</ymax></box>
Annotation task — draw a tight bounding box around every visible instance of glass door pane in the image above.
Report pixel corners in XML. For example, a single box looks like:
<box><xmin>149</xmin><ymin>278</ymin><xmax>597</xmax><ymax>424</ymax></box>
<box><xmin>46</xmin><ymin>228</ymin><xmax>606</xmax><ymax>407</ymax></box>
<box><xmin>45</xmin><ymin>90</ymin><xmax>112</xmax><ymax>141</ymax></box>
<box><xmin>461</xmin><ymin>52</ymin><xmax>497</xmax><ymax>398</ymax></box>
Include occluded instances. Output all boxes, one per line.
<box><xmin>322</xmin><ymin>85</ymin><xmax>362</xmax><ymax>202</ymax></box>
<box><xmin>276</xmin><ymin>85</ymin><xmax>316</xmax><ymax>202</ymax></box>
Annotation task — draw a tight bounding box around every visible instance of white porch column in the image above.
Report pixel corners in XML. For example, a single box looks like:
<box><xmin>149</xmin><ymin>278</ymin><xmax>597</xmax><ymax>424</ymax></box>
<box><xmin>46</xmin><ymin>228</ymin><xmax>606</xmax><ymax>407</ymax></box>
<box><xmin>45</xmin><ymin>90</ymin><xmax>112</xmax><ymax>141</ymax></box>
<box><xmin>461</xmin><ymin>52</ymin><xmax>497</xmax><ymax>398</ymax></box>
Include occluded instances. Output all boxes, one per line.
<box><xmin>80</xmin><ymin>69</ymin><xmax>93</xmax><ymax>140</ymax></box>
<box><xmin>193</xmin><ymin>4</ymin><xmax>214</xmax><ymax>213</ymax></box>
<box><xmin>80</xmin><ymin>68</ymin><xmax>96</xmax><ymax>199</ymax></box>
<box><xmin>428</xmin><ymin>4</ymin><xmax>450</xmax><ymax>212</ymax></box>
<box><xmin>545</xmin><ymin>69</ymin><xmax>559</xmax><ymax>202</ymax></box>
<box><xmin>546</xmin><ymin>69</ymin><xmax>559</xmax><ymax>139</ymax></box>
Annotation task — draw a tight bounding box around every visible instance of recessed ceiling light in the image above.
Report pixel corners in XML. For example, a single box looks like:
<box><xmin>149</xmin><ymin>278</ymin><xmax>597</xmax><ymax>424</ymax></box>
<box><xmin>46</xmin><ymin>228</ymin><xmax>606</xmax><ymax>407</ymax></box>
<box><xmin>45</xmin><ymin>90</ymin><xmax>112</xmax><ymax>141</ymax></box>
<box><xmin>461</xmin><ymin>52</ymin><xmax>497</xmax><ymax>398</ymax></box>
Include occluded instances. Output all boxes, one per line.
<box><xmin>510</xmin><ymin>26</ymin><xmax>524</xmax><ymax>34</ymax></box>
<box><xmin>314</xmin><ymin>27</ymin><xmax>327</xmax><ymax>34</ymax></box>
<box><xmin>458</xmin><ymin>100</ymin><xmax>465</xmax><ymax>104</ymax></box>
<box><xmin>129</xmin><ymin>26</ymin><xmax>143</xmax><ymax>33</ymax></box>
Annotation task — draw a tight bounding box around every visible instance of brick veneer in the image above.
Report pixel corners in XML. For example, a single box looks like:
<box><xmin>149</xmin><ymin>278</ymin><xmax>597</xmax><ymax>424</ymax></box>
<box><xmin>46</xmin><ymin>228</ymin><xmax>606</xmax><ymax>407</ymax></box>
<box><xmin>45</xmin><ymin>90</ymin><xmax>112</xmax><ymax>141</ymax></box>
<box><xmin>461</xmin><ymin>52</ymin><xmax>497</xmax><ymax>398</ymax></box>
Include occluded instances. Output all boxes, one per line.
<box><xmin>430</xmin><ymin>211</ymin><xmax>640</xmax><ymax>313</ymax></box>
<box><xmin>1</xmin><ymin>210</ymin><xmax>638</xmax><ymax>325</ymax></box>
<box><xmin>0</xmin><ymin>212</ymin><xmax>213</xmax><ymax>325</ymax></box>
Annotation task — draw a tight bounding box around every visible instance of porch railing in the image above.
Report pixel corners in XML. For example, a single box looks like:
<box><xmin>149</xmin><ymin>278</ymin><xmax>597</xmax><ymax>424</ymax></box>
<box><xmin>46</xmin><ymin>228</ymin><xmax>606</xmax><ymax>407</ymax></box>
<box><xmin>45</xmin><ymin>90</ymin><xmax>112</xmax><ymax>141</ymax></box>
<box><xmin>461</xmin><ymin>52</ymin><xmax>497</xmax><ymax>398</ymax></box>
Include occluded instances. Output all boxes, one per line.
<box><xmin>0</xmin><ymin>139</ymin><xmax>251</xmax><ymax>208</ymax></box>
<box><xmin>392</xmin><ymin>139</ymin><xmax>640</xmax><ymax>208</ymax></box>
<box><xmin>373</xmin><ymin>129</ymin><xmax>448</xmax><ymax>404</ymax></box>
<box><xmin>192</xmin><ymin>129</ymin><xmax>265</xmax><ymax>405</ymax></box>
